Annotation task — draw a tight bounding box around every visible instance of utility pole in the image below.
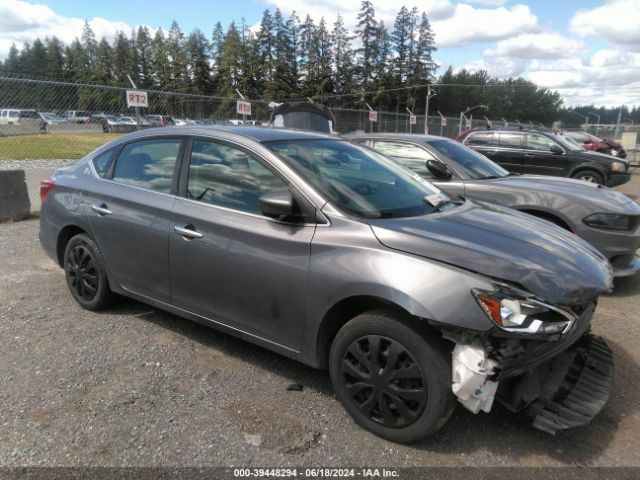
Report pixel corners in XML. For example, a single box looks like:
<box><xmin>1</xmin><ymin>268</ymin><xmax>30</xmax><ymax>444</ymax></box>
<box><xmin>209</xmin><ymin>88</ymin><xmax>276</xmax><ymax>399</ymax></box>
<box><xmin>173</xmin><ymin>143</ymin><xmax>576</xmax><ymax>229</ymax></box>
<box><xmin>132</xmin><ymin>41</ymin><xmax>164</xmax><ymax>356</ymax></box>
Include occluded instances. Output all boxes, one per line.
<box><xmin>614</xmin><ymin>107</ymin><xmax>622</xmax><ymax>140</ymax></box>
<box><xmin>127</xmin><ymin>74</ymin><xmax>140</xmax><ymax>129</ymax></box>
<box><xmin>424</xmin><ymin>86</ymin><xmax>437</xmax><ymax>134</ymax></box>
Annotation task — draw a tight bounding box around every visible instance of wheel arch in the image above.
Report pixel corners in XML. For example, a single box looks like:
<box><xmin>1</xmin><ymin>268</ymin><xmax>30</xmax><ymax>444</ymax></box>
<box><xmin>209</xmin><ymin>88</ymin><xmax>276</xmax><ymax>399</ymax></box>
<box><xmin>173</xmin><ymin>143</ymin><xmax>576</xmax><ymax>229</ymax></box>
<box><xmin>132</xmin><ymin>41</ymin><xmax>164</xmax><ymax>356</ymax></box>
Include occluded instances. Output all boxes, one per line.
<box><xmin>56</xmin><ymin>224</ymin><xmax>87</xmax><ymax>267</ymax></box>
<box><xmin>568</xmin><ymin>164</ymin><xmax>608</xmax><ymax>183</ymax></box>
<box><xmin>515</xmin><ymin>207</ymin><xmax>574</xmax><ymax>232</ymax></box>
<box><xmin>313</xmin><ymin>295</ymin><xmax>439</xmax><ymax>370</ymax></box>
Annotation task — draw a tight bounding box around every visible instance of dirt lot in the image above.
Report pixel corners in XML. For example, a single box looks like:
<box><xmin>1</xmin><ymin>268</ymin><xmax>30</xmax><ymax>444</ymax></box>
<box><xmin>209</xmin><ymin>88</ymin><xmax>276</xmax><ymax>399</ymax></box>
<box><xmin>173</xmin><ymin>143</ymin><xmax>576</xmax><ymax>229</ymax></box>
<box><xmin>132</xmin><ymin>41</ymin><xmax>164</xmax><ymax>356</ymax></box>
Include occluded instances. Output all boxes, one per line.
<box><xmin>0</xmin><ymin>173</ymin><xmax>639</xmax><ymax>473</ymax></box>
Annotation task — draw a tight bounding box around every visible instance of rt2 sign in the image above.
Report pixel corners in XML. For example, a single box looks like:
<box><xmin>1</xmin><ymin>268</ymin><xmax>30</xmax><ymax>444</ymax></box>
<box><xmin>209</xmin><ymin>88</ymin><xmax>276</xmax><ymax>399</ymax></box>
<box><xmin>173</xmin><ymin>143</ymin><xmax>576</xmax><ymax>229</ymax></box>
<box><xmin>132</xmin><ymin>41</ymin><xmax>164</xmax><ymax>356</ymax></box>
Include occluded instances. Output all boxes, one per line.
<box><xmin>126</xmin><ymin>90</ymin><xmax>148</xmax><ymax>108</ymax></box>
<box><xmin>237</xmin><ymin>100</ymin><xmax>252</xmax><ymax>116</ymax></box>
<box><xmin>369</xmin><ymin>111</ymin><xmax>378</xmax><ymax>122</ymax></box>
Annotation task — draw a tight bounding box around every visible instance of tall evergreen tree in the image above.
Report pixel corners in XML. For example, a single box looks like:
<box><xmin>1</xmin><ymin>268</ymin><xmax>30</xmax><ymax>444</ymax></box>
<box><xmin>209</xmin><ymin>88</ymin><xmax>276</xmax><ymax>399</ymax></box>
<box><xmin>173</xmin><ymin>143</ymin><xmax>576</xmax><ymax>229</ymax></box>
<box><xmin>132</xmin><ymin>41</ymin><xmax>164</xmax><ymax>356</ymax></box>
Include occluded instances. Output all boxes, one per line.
<box><xmin>354</xmin><ymin>1</ymin><xmax>378</xmax><ymax>89</ymax></box>
<box><xmin>217</xmin><ymin>22</ymin><xmax>243</xmax><ymax>97</ymax></box>
<box><xmin>135</xmin><ymin>26</ymin><xmax>154</xmax><ymax>89</ymax></box>
<box><xmin>186</xmin><ymin>29</ymin><xmax>213</xmax><ymax>94</ymax></box>
<box><xmin>332</xmin><ymin>14</ymin><xmax>354</xmax><ymax>99</ymax></box>
<box><xmin>44</xmin><ymin>37</ymin><xmax>64</xmax><ymax>79</ymax></box>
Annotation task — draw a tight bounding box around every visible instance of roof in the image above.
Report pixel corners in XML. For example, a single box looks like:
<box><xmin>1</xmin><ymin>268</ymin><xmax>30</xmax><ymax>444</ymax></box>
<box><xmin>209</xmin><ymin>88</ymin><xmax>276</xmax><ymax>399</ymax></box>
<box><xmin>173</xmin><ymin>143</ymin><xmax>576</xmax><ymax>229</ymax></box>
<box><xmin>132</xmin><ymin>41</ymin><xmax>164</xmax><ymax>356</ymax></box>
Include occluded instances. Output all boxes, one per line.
<box><xmin>345</xmin><ymin>132</ymin><xmax>450</xmax><ymax>143</ymax></box>
<box><xmin>116</xmin><ymin>125</ymin><xmax>337</xmax><ymax>143</ymax></box>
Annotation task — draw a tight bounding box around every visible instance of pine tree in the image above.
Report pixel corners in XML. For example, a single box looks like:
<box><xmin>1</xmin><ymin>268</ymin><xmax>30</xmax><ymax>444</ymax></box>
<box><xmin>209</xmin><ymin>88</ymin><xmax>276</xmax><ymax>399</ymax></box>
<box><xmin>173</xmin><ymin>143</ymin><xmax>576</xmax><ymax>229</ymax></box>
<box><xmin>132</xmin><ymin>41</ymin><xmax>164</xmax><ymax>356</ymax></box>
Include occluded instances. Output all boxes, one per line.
<box><xmin>151</xmin><ymin>28</ymin><xmax>169</xmax><ymax>89</ymax></box>
<box><xmin>44</xmin><ymin>37</ymin><xmax>64</xmax><ymax>79</ymax></box>
<box><xmin>332</xmin><ymin>14</ymin><xmax>354</xmax><ymax>99</ymax></box>
<box><xmin>186</xmin><ymin>29</ymin><xmax>213</xmax><ymax>94</ymax></box>
<box><xmin>256</xmin><ymin>10</ymin><xmax>275</xmax><ymax>81</ymax></box>
<box><xmin>166</xmin><ymin>20</ymin><xmax>188</xmax><ymax>92</ymax></box>
<box><xmin>413</xmin><ymin>12</ymin><xmax>437</xmax><ymax>82</ymax></box>
<box><xmin>135</xmin><ymin>27</ymin><xmax>154</xmax><ymax>89</ymax></box>
<box><xmin>354</xmin><ymin>1</ymin><xmax>378</xmax><ymax>89</ymax></box>
<box><xmin>217</xmin><ymin>22</ymin><xmax>243</xmax><ymax>97</ymax></box>
<box><xmin>2</xmin><ymin>44</ymin><xmax>21</xmax><ymax>75</ymax></box>
<box><xmin>111</xmin><ymin>31</ymin><xmax>134</xmax><ymax>87</ymax></box>
<box><xmin>81</xmin><ymin>21</ymin><xmax>98</xmax><ymax>72</ymax></box>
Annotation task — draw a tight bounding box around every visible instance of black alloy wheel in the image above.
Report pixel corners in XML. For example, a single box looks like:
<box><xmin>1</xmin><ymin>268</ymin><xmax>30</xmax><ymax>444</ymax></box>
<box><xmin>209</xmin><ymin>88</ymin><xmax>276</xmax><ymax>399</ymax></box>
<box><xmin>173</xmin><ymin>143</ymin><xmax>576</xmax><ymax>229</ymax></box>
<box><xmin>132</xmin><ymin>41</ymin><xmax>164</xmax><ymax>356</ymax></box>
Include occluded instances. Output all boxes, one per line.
<box><xmin>341</xmin><ymin>335</ymin><xmax>427</xmax><ymax>428</ymax></box>
<box><xmin>66</xmin><ymin>244</ymin><xmax>99</xmax><ymax>302</ymax></box>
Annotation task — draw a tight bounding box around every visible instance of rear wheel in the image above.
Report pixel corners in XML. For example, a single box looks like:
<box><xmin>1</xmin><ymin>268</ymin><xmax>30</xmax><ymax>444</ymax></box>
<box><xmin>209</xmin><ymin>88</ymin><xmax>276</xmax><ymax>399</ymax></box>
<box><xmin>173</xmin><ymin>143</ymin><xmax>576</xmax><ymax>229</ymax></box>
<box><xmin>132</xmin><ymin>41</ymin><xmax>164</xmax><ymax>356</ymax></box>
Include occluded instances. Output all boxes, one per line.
<box><xmin>572</xmin><ymin>170</ymin><xmax>604</xmax><ymax>185</ymax></box>
<box><xmin>64</xmin><ymin>233</ymin><xmax>115</xmax><ymax>310</ymax></box>
<box><xmin>329</xmin><ymin>310</ymin><xmax>455</xmax><ymax>443</ymax></box>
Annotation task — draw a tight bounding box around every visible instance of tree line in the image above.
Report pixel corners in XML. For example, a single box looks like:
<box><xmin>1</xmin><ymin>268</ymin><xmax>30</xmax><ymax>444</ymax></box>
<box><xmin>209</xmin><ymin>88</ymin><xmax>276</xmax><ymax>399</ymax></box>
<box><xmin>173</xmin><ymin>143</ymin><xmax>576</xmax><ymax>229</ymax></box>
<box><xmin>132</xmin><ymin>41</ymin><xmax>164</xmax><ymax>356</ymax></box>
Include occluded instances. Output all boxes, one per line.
<box><xmin>0</xmin><ymin>1</ymin><xmax>576</xmax><ymax>123</ymax></box>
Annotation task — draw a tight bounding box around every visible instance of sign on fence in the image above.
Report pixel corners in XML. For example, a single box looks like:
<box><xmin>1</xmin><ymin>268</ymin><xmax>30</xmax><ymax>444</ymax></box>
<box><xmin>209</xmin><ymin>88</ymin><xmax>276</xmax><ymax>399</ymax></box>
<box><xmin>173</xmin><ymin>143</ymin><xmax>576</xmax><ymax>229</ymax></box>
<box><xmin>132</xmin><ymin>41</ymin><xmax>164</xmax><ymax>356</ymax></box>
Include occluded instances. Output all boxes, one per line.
<box><xmin>441</xmin><ymin>117</ymin><xmax>447</xmax><ymax>127</ymax></box>
<box><xmin>237</xmin><ymin>100</ymin><xmax>252</xmax><ymax>116</ymax></box>
<box><xmin>126</xmin><ymin>90</ymin><xmax>148</xmax><ymax>108</ymax></box>
<box><xmin>465</xmin><ymin>117</ymin><xmax>472</xmax><ymax>130</ymax></box>
<box><xmin>369</xmin><ymin>111</ymin><xmax>378</xmax><ymax>122</ymax></box>
<box><xmin>409</xmin><ymin>115</ymin><xmax>417</xmax><ymax>125</ymax></box>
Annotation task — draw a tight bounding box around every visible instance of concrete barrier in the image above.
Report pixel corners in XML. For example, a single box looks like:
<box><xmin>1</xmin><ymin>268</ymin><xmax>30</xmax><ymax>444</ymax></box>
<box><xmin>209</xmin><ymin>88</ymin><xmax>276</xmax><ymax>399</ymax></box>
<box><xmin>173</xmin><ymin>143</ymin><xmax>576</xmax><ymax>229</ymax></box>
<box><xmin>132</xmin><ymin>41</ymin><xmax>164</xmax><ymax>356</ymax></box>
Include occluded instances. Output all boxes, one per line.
<box><xmin>0</xmin><ymin>170</ymin><xmax>31</xmax><ymax>222</ymax></box>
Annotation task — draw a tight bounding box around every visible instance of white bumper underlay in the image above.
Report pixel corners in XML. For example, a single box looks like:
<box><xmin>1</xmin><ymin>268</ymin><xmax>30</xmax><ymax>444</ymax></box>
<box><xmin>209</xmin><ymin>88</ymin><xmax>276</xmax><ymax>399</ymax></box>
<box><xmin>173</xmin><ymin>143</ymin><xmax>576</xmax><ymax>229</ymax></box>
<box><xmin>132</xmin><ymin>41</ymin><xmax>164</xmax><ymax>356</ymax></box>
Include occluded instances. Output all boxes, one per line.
<box><xmin>451</xmin><ymin>343</ymin><xmax>499</xmax><ymax>414</ymax></box>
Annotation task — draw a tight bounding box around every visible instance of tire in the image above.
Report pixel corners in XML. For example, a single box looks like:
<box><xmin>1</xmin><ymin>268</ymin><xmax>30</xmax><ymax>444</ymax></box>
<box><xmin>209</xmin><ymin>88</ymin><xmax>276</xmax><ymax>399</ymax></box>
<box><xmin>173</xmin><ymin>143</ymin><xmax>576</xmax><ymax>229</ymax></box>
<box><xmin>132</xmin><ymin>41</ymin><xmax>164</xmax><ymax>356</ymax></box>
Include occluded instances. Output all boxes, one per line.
<box><xmin>572</xmin><ymin>169</ymin><xmax>604</xmax><ymax>185</ymax></box>
<box><xmin>329</xmin><ymin>309</ymin><xmax>456</xmax><ymax>443</ymax></box>
<box><xmin>63</xmin><ymin>233</ymin><xmax>116</xmax><ymax>310</ymax></box>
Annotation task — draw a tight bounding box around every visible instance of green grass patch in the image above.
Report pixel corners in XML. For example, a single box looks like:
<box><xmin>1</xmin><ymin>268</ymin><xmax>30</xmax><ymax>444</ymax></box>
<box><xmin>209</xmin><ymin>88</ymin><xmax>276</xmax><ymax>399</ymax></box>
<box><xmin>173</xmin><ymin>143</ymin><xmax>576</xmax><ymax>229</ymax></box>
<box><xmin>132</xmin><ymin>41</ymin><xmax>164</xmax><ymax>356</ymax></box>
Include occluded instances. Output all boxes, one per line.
<box><xmin>0</xmin><ymin>133</ymin><xmax>122</xmax><ymax>160</ymax></box>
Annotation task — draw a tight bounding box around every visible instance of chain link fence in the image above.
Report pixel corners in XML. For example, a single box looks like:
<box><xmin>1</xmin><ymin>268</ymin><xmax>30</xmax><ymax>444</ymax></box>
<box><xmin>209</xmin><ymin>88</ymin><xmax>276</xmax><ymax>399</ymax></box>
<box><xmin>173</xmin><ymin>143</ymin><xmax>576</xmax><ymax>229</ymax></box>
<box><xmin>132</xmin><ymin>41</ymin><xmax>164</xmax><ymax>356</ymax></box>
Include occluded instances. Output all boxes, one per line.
<box><xmin>6</xmin><ymin>76</ymin><xmax>636</xmax><ymax>163</ymax></box>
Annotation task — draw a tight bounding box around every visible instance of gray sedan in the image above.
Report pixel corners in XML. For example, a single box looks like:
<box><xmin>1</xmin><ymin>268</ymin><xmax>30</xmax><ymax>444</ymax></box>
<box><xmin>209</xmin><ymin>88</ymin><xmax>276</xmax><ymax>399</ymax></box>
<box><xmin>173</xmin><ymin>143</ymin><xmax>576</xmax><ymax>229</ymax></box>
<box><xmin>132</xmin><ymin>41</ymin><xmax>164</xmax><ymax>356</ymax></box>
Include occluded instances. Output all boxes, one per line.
<box><xmin>40</xmin><ymin>127</ymin><xmax>614</xmax><ymax>442</ymax></box>
<box><xmin>350</xmin><ymin>133</ymin><xmax>640</xmax><ymax>278</ymax></box>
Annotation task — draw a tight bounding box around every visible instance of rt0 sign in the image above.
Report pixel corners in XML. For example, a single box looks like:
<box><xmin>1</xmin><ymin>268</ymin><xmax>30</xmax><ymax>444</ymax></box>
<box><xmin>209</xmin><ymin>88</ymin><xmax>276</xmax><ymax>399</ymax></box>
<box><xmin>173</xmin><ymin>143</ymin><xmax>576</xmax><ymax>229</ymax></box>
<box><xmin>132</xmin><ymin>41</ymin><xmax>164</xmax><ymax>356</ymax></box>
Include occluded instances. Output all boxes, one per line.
<box><xmin>237</xmin><ymin>100</ymin><xmax>252</xmax><ymax>116</ymax></box>
<box><xmin>126</xmin><ymin>90</ymin><xmax>148</xmax><ymax>108</ymax></box>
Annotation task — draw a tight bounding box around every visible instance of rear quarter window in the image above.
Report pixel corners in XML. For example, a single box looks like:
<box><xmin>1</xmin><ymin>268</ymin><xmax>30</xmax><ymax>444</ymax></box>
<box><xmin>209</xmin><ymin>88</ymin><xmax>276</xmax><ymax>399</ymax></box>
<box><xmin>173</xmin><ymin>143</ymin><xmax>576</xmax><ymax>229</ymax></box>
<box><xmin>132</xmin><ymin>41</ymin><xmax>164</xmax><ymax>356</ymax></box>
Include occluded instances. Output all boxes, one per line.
<box><xmin>465</xmin><ymin>132</ymin><xmax>495</xmax><ymax>146</ymax></box>
<box><xmin>92</xmin><ymin>147</ymin><xmax>118</xmax><ymax>177</ymax></box>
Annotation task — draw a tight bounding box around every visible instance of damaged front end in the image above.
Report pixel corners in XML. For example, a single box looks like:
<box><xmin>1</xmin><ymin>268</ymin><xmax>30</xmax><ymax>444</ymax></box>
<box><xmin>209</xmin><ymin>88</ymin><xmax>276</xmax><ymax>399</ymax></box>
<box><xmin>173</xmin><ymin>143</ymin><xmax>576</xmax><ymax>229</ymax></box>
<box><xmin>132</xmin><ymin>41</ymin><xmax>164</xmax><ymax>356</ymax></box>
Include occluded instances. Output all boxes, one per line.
<box><xmin>445</xmin><ymin>287</ymin><xmax>614</xmax><ymax>434</ymax></box>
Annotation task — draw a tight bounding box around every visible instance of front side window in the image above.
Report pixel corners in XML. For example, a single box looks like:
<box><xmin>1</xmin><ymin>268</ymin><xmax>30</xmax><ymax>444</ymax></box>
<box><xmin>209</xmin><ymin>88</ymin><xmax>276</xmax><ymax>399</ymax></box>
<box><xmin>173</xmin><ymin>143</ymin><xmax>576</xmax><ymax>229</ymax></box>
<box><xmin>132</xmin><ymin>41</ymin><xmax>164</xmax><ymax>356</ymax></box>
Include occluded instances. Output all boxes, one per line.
<box><xmin>372</xmin><ymin>141</ymin><xmax>435</xmax><ymax>177</ymax></box>
<box><xmin>187</xmin><ymin>140</ymin><xmax>288</xmax><ymax>215</ymax></box>
<box><xmin>525</xmin><ymin>134</ymin><xmax>555</xmax><ymax>151</ymax></box>
<box><xmin>112</xmin><ymin>138</ymin><xmax>181</xmax><ymax>193</ymax></box>
<box><xmin>267</xmin><ymin>139</ymin><xmax>448</xmax><ymax>219</ymax></box>
<box><xmin>498</xmin><ymin>133</ymin><xmax>522</xmax><ymax>149</ymax></box>
<box><xmin>427</xmin><ymin>139</ymin><xmax>508</xmax><ymax>180</ymax></box>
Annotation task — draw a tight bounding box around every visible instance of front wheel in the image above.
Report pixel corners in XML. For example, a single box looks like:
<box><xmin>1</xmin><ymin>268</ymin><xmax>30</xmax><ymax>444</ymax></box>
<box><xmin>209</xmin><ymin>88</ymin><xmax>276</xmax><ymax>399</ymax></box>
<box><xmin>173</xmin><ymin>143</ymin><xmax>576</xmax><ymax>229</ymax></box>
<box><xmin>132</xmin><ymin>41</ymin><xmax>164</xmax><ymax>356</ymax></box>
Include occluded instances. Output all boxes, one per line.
<box><xmin>64</xmin><ymin>233</ymin><xmax>116</xmax><ymax>310</ymax></box>
<box><xmin>329</xmin><ymin>310</ymin><xmax>455</xmax><ymax>443</ymax></box>
<box><xmin>572</xmin><ymin>170</ymin><xmax>604</xmax><ymax>185</ymax></box>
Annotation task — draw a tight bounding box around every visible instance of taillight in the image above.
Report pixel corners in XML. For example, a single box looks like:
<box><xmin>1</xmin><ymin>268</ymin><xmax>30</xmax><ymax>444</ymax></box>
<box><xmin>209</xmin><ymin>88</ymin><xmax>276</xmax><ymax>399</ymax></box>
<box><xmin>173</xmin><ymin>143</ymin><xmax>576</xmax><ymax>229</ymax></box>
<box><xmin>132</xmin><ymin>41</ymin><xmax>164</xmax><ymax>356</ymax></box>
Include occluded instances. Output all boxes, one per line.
<box><xmin>40</xmin><ymin>179</ymin><xmax>55</xmax><ymax>203</ymax></box>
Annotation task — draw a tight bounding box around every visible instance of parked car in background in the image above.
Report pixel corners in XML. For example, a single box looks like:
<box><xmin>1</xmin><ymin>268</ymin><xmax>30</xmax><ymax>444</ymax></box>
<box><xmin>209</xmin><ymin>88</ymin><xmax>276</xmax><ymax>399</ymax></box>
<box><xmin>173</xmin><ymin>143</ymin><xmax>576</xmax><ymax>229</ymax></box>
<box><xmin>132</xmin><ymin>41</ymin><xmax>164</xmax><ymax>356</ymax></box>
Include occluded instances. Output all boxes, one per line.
<box><xmin>39</xmin><ymin>112</ymin><xmax>66</xmax><ymax>125</ymax></box>
<box><xmin>559</xmin><ymin>130</ymin><xmax>627</xmax><ymax>159</ymax></box>
<box><xmin>351</xmin><ymin>133</ymin><xmax>640</xmax><ymax>277</ymax></box>
<box><xmin>0</xmin><ymin>109</ymin><xmax>45</xmax><ymax>129</ymax></box>
<box><xmin>63</xmin><ymin>110</ymin><xmax>91</xmax><ymax>123</ymax></box>
<box><xmin>457</xmin><ymin>128</ymin><xmax>630</xmax><ymax>187</ymax></box>
<box><xmin>172</xmin><ymin>118</ymin><xmax>188</xmax><ymax>126</ymax></box>
<box><xmin>144</xmin><ymin>115</ymin><xmax>175</xmax><ymax>127</ymax></box>
<box><xmin>91</xmin><ymin>114</ymin><xmax>139</xmax><ymax>133</ymax></box>
<box><xmin>40</xmin><ymin>126</ymin><xmax>614</xmax><ymax>442</ymax></box>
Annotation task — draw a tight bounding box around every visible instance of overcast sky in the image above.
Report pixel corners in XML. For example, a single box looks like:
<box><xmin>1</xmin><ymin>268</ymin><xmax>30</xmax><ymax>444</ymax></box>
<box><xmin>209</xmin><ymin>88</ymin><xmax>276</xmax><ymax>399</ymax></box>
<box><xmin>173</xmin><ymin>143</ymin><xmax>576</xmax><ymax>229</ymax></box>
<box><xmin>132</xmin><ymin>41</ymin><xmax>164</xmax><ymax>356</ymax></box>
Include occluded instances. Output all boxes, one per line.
<box><xmin>1</xmin><ymin>0</ymin><xmax>639</xmax><ymax>107</ymax></box>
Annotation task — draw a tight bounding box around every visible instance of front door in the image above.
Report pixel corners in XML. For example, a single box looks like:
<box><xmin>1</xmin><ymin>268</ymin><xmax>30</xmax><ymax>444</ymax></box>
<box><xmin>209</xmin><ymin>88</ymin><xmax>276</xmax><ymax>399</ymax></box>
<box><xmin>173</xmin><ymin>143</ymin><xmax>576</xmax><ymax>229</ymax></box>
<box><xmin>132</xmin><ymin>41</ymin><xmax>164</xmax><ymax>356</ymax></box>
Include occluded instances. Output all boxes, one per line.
<box><xmin>521</xmin><ymin>133</ymin><xmax>567</xmax><ymax>176</ymax></box>
<box><xmin>169</xmin><ymin>138</ymin><xmax>316</xmax><ymax>350</ymax></box>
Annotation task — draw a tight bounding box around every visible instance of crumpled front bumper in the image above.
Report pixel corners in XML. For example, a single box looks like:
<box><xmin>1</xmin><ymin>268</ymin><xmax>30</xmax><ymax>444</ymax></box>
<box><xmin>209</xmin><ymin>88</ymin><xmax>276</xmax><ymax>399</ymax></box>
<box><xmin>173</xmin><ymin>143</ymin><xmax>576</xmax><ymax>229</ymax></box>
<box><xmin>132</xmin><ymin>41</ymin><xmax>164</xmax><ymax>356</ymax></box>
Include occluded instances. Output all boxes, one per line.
<box><xmin>528</xmin><ymin>334</ymin><xmax>614</xmax><ymax>434</ymax></box>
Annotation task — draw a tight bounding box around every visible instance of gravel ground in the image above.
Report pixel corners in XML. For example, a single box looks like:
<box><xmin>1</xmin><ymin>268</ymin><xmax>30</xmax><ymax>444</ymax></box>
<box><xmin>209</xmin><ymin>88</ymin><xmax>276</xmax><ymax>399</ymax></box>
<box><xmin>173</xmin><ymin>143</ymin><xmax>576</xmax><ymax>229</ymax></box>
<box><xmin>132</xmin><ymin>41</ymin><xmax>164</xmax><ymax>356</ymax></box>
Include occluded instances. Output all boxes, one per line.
<box><xmin>0</xmin><ymin>174</ymin><xmax>639</xmax><ymax>473</ymax></box>
<box><xmin>0</xmin><ymin>159</ymin><xmax>74</xmax><ymax>171</ymax></box>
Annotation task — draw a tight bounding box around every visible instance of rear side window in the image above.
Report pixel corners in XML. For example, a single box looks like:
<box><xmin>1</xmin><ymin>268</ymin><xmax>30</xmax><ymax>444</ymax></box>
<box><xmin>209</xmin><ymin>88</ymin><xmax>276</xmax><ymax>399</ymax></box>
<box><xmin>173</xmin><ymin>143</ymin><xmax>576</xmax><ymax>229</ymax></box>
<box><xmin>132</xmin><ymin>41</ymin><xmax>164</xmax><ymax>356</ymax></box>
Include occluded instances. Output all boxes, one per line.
<box><xmin>112</xmin><ymin>138</ymin><xmax>181</xmax><ymax>193</ymax></box>
<box><xmin>187</xmin><ymin>140</ymin><xmax>288</xmax><ymax>215</ymax></box>
<box><xmin>19</xmin><ymin>111</ymin><xmax>39</xmax><ymax>118</ymax></box>
<box><xmin>498</xmin><ymin>133</ymin><xmax>522</xmax><ymax>149</ymax></box>
<box><xmin>372</xmin><ymin>140</ymin><xmax>435</xmax><ymax>177</ymax></box>
<box><xmin>465</xmin><ymin>132</ymin><xmax>494</xmax><ymax>146</ymax></box>
<box><xmin>92</xmin><ymin>148</ymin><xmax>118</xmax><ymax>177</ymax></box>
<box><xmin>525</xmin><ymin>134</ymin><xmax>554</xmax><ymax>151</ymax></box>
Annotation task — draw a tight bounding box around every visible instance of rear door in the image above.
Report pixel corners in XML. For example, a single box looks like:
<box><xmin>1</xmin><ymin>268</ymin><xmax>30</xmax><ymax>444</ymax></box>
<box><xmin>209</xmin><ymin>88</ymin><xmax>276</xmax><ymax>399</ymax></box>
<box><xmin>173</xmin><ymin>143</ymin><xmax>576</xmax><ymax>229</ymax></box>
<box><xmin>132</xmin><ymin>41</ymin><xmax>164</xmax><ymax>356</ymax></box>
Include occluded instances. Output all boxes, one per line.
<box><xmin>522</xmin><ymin>133</ymin><xmax>567</xmax><ymax>176</ymax></box>
<box><xmin>169</xmin><ymin>137</ymin><xmax>316</xmax><ymax>350</ymax></box>
<box><xmin>491</xmin><ymin>132</ymin><xmax>524</xmax><ymax>173</ymax></box>
<box><xmin>86</xmin><ymin>137</ymin><xmax>184</xmax><ymax>303</ymax></box>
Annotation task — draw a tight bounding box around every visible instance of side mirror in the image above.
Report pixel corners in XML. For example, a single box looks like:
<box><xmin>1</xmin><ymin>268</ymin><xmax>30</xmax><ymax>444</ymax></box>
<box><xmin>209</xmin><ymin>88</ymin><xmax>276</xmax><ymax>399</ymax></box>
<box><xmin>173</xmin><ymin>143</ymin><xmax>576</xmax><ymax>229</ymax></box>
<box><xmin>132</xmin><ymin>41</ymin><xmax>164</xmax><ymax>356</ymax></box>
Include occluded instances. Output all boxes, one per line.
<box><xmin>259</xmin><ymin>190</ymin><xmax>294</xmax><ymax>219</ymax></box>
<box><xmin>426</xmin><ymin>159</ymin><xmax>452</xmax><ymax>179</ymax></box>
<box><xmin>550</xmin><ymin>144</ymin><xmax>564</xmax><ymax>154</ymax></box>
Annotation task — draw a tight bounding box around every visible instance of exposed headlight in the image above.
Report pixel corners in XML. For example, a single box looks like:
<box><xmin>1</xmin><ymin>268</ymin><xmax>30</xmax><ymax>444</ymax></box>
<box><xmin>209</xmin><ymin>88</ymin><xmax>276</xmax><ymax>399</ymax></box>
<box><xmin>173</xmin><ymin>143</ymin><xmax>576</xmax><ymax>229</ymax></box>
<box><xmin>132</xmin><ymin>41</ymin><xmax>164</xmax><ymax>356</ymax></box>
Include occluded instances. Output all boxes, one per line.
<box><xmin>474</xmin><ymin>290</ymin><xmax>576</xmax><ymax>335</ymax></box>
<box><xmin>611</xmin><ymin>160</ymin><xmax>624</xmax><ymax>170</ymax></box>
<box><xmin>583</xmin><ymin>212</ymin><xmax>637</xmax><ymax>231</ymax></box>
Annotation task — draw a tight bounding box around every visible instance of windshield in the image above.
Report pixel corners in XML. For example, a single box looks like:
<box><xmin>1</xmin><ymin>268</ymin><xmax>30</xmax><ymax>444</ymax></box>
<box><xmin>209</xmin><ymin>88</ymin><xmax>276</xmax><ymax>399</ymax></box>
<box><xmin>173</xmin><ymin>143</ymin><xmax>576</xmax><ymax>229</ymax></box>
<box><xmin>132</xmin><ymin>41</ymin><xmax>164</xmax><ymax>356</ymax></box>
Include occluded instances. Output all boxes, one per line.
<box><xmin>427</xmin><ymin>139</ymin><xmax>509</xmax><ymax>179</ymax></box>
<box><xmin>552</xmin><ymin>134</ymin><xmax>584</xmax><ymax>151</ymax></box>
<box><xmin>266</xmin><ymin>139</ymin><xmax>450</xmax><ymax>218</ymax></box>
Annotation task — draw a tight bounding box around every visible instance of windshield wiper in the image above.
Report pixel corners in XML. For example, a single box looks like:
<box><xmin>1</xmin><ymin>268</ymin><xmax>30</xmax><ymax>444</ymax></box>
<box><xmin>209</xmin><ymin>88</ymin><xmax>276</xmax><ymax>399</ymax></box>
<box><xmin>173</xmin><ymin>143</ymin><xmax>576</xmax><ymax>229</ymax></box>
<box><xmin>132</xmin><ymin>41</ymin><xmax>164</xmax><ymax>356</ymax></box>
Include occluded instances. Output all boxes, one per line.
<box><xmin>478</xmin><ymin>175</ymin><xmax>502</xmax><ymax>180</ymax></box>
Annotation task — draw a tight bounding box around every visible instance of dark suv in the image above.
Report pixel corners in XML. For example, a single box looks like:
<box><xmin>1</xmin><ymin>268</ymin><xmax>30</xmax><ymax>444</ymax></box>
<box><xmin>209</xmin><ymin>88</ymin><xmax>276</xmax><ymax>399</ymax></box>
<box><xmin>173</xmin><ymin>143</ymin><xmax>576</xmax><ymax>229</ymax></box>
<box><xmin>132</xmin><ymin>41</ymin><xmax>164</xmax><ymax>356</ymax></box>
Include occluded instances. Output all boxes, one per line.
<box><xmin>458</xmin><ymin>128</ymin><xmax>630</xmax><ymax>187</ymax></box>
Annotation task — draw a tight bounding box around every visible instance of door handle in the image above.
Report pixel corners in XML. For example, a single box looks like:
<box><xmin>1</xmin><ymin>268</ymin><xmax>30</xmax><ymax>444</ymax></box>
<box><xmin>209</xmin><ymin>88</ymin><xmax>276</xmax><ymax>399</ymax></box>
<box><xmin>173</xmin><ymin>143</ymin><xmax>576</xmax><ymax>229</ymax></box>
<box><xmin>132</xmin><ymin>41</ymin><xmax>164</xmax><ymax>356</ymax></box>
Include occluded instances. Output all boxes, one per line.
<box><xmin>174</xmin><ymin>225</ymin><xmax>203</xmax><ymax>239</ymax></box>
<box><xmin>524</xmin><ymin>153</ymin><xmax>534</xmax><ymax>158</ymax></box>
<box><xmin>91</xmin><ymin>204</ymin><xmax>112</xmax><ymax>216</ymax></box>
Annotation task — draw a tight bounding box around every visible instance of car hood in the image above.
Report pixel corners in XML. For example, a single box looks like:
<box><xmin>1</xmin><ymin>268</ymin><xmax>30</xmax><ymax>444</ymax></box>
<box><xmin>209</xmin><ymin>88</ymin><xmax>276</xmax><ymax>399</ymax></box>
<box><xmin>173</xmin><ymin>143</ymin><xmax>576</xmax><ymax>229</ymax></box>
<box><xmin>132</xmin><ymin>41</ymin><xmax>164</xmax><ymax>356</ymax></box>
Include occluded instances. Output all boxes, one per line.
<box><xmin>479</xmin><ymin>174</ymin><xmax>638</xmax><ymax>210</ymax></box>
<box><xmin>573</xmin><ymin>149</ymin><xmax>629</xmax><ymax>166</ymax></box>
<box><xmin>368</xmin><ymin>201</ymin><xmax>613</xmax><ymax>305</ymax></box>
